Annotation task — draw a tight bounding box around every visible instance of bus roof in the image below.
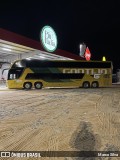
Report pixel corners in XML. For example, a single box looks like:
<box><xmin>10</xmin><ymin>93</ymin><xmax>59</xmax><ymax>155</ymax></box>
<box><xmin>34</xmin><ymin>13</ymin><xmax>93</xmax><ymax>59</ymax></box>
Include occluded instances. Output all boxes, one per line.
<box><xmin>11</xmin><ymin>59</ymin><xmax>112</xmax><ymax>69</ymax></box>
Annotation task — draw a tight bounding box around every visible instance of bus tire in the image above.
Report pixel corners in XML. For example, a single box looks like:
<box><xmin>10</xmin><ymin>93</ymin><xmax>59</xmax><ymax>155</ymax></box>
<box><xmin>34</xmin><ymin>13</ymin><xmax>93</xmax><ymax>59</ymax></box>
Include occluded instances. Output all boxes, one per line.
<box><xmin>23</xmin><ymin>82</ymin><xmax>32</xmax><ymax>89</ymax></box>
<box><xmin>91</xmin><ymin>81</ymin><xmax>99</xmax><ymax>88</ymax></box>
<box><xmin>34</xmin><ymin>82</ymin><xmax>43</xmax><ymax>89</ymax></box>
<box><xmin>82</xmin><ymin>81</ymin><xmax>90</xmax><ymax>88</ymax></box>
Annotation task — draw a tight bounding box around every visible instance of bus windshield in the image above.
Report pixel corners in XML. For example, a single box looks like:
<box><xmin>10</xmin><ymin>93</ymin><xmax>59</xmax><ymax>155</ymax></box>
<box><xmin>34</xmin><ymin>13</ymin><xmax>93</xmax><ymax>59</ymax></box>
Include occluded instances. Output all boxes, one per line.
<box><xmin>8</xmin><ymin>68</ymin><xmax>24</xmax><ymax>80</ymax></box>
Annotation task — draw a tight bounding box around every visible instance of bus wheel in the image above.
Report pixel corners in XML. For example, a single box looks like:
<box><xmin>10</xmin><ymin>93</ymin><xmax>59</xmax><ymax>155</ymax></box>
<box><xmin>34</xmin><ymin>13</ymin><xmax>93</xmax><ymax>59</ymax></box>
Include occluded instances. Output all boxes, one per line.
<box><xmin>23</xmin><ymin>82</ymin><xmax>32</xmax><ymax>89</ymax></box>
<box><xmin>91</xmin><ymin>81</ymin><xmax>99</xmax><ymax>88</ymax></box>
<box><xmin>82</xmin><ymin>81</ymin><xmax>90</xmax><ymax>88</ymax></box>
<box><xmin>34</xmin><ymin>82</ymin><xmax>43</xmax><ymax>89</ymax></box>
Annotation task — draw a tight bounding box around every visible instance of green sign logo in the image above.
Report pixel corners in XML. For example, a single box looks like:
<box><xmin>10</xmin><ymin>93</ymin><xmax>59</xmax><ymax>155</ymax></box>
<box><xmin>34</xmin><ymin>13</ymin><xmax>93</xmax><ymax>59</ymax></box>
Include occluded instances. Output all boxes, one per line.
<box><xmin>41</xmin><ymin>26</ymin><xmax>57</xmax><ymax>52</ymax></box>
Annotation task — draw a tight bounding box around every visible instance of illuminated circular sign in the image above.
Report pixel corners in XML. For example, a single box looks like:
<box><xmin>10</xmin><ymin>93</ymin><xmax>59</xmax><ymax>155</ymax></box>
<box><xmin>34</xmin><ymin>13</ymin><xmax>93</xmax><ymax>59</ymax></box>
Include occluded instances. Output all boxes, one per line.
<box><xmin>41</xmin><ymin>26</ymin><xmax>57</xmax><ymax>52</ymax></box>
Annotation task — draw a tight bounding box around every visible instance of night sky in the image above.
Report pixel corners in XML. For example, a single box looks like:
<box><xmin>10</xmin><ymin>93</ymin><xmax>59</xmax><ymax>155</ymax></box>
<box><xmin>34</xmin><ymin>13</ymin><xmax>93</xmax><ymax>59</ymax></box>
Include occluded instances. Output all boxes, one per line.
<box><xmin>1</xmin><ymin>0</ymin><xmax>120</xmax><ymax>72</ymax></box>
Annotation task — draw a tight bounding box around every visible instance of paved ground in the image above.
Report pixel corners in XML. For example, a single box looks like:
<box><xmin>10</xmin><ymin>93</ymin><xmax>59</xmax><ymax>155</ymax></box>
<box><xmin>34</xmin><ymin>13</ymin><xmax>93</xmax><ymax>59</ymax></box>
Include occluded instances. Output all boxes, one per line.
<box><xmin>0</xmin><ymin>86</ymin><xmax>120</xmax><ymax>160</ymax></box>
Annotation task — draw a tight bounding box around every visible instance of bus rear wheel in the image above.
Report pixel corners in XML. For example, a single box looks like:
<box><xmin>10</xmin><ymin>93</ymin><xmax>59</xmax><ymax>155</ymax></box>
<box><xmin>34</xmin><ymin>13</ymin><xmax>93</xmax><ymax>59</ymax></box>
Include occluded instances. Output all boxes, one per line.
<box><xmin>34</xmin><ymin>82</ymin><xmax>43</xmax><ymax>89</ymax></box>
<box><xmin>23</xmin><ymin>82</ymin><xmax>32</xmax><ymax>89</ymax></box>
<box><xmin>82</xmin><ymin>81</ymin><xmax>90</xmax><ymax>88</ymax></box>
<box><xmin>91</xmin><ymin>81</ymin><xmax>99</xmax><ymax>88</ymax></box>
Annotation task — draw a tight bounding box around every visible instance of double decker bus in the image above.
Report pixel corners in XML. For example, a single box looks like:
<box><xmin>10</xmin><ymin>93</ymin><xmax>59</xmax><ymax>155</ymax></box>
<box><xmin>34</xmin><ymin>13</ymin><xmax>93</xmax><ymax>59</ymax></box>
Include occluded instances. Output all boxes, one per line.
<box><xmin>7</xmin><ymin>59</ymin><xmax>112</xmax><ymax>89</ymax></box>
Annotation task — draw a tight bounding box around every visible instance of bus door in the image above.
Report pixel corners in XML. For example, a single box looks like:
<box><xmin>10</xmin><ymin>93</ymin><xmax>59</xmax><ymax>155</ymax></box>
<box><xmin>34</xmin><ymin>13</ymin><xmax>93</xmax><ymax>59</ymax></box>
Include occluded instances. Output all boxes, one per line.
<box><xmin>103</xmin><ymin>74</ymin><xmax>112</xmax><ymax>86</ymax></box>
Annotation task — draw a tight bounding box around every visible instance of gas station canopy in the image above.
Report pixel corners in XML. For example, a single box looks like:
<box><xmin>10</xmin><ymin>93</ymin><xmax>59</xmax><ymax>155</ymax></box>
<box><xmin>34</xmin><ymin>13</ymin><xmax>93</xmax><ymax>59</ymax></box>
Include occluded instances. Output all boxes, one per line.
<box><xmin>0</xmin><ymin>28</ymin><xmax>83</xmax><ymax>63</ymax></box>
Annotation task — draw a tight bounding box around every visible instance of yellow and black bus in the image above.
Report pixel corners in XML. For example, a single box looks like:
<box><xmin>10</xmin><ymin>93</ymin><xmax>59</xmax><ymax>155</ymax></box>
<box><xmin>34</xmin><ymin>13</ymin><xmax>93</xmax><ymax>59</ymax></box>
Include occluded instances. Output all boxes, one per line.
<box><xmin>7</xmin><ymin>59</ymin><xmax>112</xmax><ymax>89</ymax></box>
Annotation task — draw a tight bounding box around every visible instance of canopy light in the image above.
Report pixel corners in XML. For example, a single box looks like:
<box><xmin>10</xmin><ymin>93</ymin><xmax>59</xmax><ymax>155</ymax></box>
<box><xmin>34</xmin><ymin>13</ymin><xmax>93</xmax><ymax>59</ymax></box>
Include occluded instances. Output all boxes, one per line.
<box><xmin>2</xmin><ymin>48</ymin><xmax>12</xmax><ymax>52</ymax></box>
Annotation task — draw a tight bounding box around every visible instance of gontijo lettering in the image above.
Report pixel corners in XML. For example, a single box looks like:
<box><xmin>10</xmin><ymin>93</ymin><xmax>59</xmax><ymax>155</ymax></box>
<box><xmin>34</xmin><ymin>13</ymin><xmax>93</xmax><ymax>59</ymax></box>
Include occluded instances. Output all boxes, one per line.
<box><xmin>63</xmin><ymin>68</ymin><xmax>109</xmax><ymax>74</ymax></box>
